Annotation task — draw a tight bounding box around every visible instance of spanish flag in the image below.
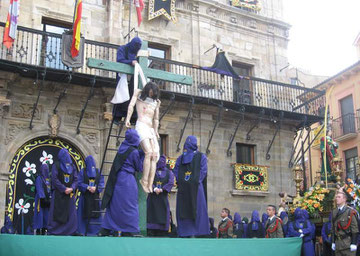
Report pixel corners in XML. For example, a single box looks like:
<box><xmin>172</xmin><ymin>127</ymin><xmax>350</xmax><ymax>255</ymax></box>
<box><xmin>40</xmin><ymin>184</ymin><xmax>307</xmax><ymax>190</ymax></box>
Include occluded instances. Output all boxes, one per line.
<box><xmin>3</xmin><ymin>0</ymin><xmax>20</xmax><ymax>49</ymax></box>
<box><xmin>71</xmin><ymin>0</ymin><xmax>82</xmax><ymax>58</ymax></box>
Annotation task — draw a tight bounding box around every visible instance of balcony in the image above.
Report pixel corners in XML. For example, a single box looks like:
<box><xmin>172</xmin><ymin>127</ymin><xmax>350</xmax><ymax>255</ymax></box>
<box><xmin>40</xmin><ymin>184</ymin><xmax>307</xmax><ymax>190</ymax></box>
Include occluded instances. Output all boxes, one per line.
<box><xmin>332</xmin><ymin>113</ymin><xmax>358</xmax><ymax>142</ymax></box>
<box><xmin>0</xmin><ymin>23</ymin><xmax>324</xmax><ymax>120</ymax></box>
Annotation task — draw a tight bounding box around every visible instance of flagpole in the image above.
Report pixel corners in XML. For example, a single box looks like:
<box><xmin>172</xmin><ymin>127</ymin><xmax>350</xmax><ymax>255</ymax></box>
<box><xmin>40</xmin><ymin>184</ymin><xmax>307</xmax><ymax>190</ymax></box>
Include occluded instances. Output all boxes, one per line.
<box><xmin>73</xmin><ymin>0</ymin><xmax>79</xmax><ymax>30</ymax></box>
<box><xmin>128</xmin><ymin>0</ymin><xmax>132</xmax><ymax>43</ymax></box>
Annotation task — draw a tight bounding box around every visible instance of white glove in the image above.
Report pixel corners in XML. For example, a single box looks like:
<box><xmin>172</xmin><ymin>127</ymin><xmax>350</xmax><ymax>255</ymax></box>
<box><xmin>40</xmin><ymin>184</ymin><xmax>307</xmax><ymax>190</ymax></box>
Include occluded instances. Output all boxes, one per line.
<box><xmin>350</xmin><ymin>244</ymin><xmax>357</xmax><ymax>252</ymax></box>
<box><xmin>331</xmin><ymin>243</ymin><xmax>335</xmax><ymax>251</ymax></box>
<box><xmin>299</xmin><ymin>234</ymin><xmax>304</xmax><ymax>238</ymax></box>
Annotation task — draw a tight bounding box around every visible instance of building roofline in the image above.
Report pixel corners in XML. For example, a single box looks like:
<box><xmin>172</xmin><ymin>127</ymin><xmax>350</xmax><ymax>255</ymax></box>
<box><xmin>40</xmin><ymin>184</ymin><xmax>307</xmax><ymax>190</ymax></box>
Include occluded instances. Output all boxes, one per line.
<box><xmin>314</xmin><ymin>60</ymin><xmax>360</xmax><ymax>90</ymax></box>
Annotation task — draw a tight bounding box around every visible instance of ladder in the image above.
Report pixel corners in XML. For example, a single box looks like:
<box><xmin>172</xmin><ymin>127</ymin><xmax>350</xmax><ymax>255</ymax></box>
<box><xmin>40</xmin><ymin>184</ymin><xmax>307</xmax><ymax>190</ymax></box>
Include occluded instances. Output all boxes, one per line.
<box><xmin>84</xmin><ymin>118</ymin><xmax>126</xmax><ymax>236</ymax></box>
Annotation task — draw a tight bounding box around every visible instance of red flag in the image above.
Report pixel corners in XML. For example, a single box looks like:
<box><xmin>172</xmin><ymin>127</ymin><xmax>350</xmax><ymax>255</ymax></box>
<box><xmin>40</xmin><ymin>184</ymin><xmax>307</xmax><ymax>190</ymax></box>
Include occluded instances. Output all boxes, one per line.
<box><xmin>3</xmin><ymin>0</ymin><xmax>20</xmax><ymax>49</ymax></box>
<box><xmin>134</xmin><ymin>0</ymin><xmax>144</xmax><ymax>26</ymax></box>
<box><xmin>71</xmin><ymin>0</ymin><xmax>82</xmax><ymax>58</ymax></box>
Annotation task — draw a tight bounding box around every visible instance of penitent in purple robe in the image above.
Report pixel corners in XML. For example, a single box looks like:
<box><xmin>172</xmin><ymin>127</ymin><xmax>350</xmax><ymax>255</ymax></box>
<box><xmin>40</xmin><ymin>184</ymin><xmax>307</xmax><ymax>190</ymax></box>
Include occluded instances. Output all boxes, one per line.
<box><xmin>77</xmin><ymin>157</ymin><xmax>105</xmax><ymax>236</ymax></box>
<box><xmin>287</xmin><ymin>208</ymin><xmax>315</xmax><ymax>256</ymax></box>
<box><xmin>173</xmin><ymin>136</ymin><xmax>210</xmax><ymax>237</ymax></box>
<box><xmin>102</xmin><ymin>129</ymin><xmax>143</xmax><ymax>233</ymax></box>
<box><xmin>47</xmin><ymin>149</ymin><xmax>78</xmax><ymax>235</ymax></box>
<box><xmin>33</xmin><ymin>164</ymin><xmax>51</xmax><ymax>230</ymax></box>
<box><xmin>147</xmin><ymin>155</ymin><xmax>175</xmax><ymax>231</ymax></box>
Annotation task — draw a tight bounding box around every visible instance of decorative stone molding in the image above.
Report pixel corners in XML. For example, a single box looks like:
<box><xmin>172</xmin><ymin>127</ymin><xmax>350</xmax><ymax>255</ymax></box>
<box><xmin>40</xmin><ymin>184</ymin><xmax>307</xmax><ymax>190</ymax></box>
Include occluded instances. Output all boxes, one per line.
<box><xmin>248</xmin><ymin>19</ymin><xmax>257</xmax><ymax>29</ymax></box>
<box><xmin>206</xmin><ymin>7</ymin><xmax>218</xmax><ymax>17</ymax></box>
<box><xmin>5</xmin><ymin>121</ymin><xmax>28</xmax><ymax>145</ymax></box>
<box><xmin>11</xmin><ymin>102</ymin><xmax>42</xmax><ymax>120</ymax></box>
<box><xmin>81</xmin><ymin>131</ymin><xmax>100</xmax><ymax>155</ymax></box>
<box><xmin>65</xmin><ymin>110</ymin><xmax>98</xmax><ymax>127</ymax></box>
<box><xmin>230</xmin><ymin>16</ymin><xmax>237</xmax><ymax>24</ymax></box>
<box><xmin>48</xmin><ymin>113</ymin><xmax>61</xmax><ymax>138</ymax></box>
<box><xmin>0</xmin><ymin>96</ymin><xmax>10</xmax><ymax>117</ymax></box>
<box><xmin>267</xmin><ymin>25</ymin><xmax>274</xmax><ymax>34</ymax></box>
<box><xmin>231</xmin><ymin>190</ymin><xmax>269</xmax><ymax>197</ymax></box>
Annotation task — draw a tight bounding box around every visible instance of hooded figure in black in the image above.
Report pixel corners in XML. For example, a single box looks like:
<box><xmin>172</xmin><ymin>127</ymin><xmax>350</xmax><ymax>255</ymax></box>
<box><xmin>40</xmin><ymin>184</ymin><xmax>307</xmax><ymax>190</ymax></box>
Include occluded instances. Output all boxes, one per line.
<box><xmin>146</xmin><ymin>155</ymin><xmax>174</xmax><ymax>237</ymax></box>
<box><xmin>247</xmin><ymin>210</ymin><xmax>265</xmax><ymax>238</ymax></box>
<box><xmin>112</xmin><ymin>37</ymin><xmax>142</xmax><ymax>123</ymax></box>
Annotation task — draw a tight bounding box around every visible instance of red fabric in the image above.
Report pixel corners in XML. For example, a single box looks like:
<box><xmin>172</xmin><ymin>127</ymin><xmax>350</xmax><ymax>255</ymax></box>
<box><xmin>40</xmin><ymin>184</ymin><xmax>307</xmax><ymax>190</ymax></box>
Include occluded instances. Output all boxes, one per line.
<box><xmin>337</xmin><ymin>210</ymin><xmax>356</xmax><ymax>231</ymax></box>
<box><xmin>71</xmin><ymin>0</ymin><xmax>82</xmax><ymax>58</ymax></box>
<box><xmin>3</xmin><ymin>0</ymin><xmax>14</xmax><ymax>49</ymax></box>
<box><xmin>134</xmin><ymin>0</ymin><xmax>144</xmax><ymax>26</ymax></box>
<box><xmin>265</xmin><ymin>218</ymin><xmax>282</xmax><ymax>238</ymax></box>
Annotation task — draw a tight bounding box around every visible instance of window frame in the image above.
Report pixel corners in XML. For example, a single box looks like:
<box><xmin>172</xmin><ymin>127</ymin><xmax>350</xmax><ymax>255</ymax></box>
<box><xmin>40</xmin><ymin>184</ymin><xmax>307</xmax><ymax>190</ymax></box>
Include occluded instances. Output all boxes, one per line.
<box><xmin>236</xmin><ymin>143</ymin><xmax>256</xmax><ymax>165</ymax></box>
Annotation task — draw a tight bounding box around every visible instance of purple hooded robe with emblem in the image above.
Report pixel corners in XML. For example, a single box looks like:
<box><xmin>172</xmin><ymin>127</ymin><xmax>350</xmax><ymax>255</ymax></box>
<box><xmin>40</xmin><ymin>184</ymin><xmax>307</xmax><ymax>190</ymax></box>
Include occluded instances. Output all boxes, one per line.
<box><xmin>48</xmin><ymin>149</ymin><xmax>78</xmax><ymax>235</ymax></box>
<box><xmin>77</xmin><ymin>155</ymin><xmax>105</xmax><ymax>236</ymax></box>
<box><xmin>33</xmin><ymin>164</ymin><xmax>51</xmax><ymax>230</ymax></box>
<box><xmin>147</xmin><ymin>155</ymin><xmax>175</xmax><ymax>231</ymax></box>
<box><xmin>101</xmin><ymin>129</ymin><xmax>143</xmax><ymax>233</ymax></box>
<box><xmin>287</xmin><ymin>208</ymin><xmax>315</xmax><ymax>256</ymax></box>
<box><xmin>173</xmin><ymin>135</ymin><xmax>210</xmax><ymax>237</ymax></box>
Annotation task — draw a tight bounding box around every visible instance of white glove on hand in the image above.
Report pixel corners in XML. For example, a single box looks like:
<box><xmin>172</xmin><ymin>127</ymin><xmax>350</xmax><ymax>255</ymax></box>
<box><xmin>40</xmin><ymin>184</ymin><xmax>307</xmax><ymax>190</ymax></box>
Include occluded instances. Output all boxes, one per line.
<box><xmin>350</xmin><ymin>244</ymin><xmax>357</xmax><ymax>252</ymax></box>
<box><xmin>299</xmin><ymin>234</ymin><xmax>304</xmax><ymax>238</ymax></box>
<box><xmin>331</xmin><ymin>243</ymin><xmax>335</xmax><ymax>251</ymax></box>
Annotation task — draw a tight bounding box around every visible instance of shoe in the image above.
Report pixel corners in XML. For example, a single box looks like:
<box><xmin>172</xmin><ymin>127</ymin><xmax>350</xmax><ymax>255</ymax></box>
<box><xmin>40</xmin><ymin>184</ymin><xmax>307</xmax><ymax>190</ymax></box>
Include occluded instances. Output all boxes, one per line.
<box><xmin>97</xmin><ymin>228</ymin><xmax>111</xmax><ymax>237</ymax></box>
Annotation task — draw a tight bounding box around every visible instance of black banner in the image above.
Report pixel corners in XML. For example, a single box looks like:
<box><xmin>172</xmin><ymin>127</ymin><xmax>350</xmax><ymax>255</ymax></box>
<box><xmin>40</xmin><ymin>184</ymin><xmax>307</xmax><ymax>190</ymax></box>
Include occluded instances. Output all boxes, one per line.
<box><xmin>149</xmin><ymin>0</ymin><xmax>177</xmax><ymax>23</ymax></box>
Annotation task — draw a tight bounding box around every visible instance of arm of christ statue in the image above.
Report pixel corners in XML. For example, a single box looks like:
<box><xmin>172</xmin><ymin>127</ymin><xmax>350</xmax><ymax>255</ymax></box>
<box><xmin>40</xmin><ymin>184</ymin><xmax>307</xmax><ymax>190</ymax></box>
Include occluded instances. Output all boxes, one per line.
<box><xmin>125</xmin><ymin>89</ymin><xmax>141</xmax><ymax>127</ymax></box>
<box><xmin>153</xmin><ymin>99</ymin><xmax>161</xmax><ymax>138</ymax></box>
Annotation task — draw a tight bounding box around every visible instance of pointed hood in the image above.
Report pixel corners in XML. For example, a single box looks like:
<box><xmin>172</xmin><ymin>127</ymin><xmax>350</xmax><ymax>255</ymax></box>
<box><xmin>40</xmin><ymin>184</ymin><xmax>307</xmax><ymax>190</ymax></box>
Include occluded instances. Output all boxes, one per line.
<box><xmin>234</xmin><ymin>212</ymin><xmax>242</xmax><ymax>225</ymax></box>
<box><xmin>118</xmin><ymin>129</ymin><xmax>140</xmax><ymax>154</ymax></box>
<box><xmin>58</xmin><ymin>148</ymin><xmax>74</xmax><ymax>174</ymax></box>
<box><xmin>85</xmin><ymin>155</ymin><xmax>97</xmax><ymax>178</ymax></box>
<box><xmin>251</xmin><ymin>210</ymin><xmax>260</xmax><ymax>230</ymax></box>
<box><xmin>182</xmin><ymin>135</ymin><xmax>198</xmax><ymax>164</ymax></box>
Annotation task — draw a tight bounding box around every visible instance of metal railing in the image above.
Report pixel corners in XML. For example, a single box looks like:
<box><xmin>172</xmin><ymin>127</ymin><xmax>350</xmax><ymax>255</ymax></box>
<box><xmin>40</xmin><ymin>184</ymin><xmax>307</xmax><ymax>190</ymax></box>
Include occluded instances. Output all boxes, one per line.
<box><xmin>0</xmin><ymin>22</ymin><xmax>325</xmax><ymax>116</ymax></box>
<box><xmin>332</xmin><ymin>113</ymin><xmax>357</xmax><ymax>139</ymax></box>
<box><xmin>357</xmin><ymin>109</ymin><xmax>360</xmax><ymax>132</ymax></box>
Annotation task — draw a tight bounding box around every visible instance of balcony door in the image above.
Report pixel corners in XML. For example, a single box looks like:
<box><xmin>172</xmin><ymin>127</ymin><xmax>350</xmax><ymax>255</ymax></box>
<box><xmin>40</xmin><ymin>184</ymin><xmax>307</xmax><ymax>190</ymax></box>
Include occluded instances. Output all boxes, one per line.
<box><xmin>340</xmin><ymin>95</ymin><xmax>355</xmax><ymax>135</ymax></box>
<box><xmin>232</xmin><ymin>62</ymin><xmax>253</xmax><ymax>104</ymax></box>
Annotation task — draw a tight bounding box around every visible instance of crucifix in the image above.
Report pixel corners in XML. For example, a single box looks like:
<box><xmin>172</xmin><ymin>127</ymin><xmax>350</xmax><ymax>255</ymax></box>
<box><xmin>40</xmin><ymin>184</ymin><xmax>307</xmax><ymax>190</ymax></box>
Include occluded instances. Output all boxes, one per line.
<box><xmin>87</xmin><ymin>40</ymin><xmax>192</xmax><ymax>235</ymax></box>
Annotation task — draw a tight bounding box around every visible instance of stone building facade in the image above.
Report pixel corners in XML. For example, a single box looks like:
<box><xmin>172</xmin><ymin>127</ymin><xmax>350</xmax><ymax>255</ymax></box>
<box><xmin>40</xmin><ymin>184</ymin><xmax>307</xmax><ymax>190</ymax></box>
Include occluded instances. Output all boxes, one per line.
<box><xmin>0</xmin><ymin>0</ymin><xmax>323</xmax><ymax>228</ymax></box>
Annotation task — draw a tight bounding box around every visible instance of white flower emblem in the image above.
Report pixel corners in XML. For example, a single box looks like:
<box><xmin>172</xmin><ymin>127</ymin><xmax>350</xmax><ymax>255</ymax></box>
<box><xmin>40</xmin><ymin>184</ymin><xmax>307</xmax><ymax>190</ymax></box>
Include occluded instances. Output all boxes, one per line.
<box><xmin>40</xmin><ymin>151</ymin><xmax>53</xmax><ymax>165</ymax></box>
<box><xmin>22</xmin><ymin>161</ymin><xmax>36</xmax><ymax>177</ymax></box>
<box><xmin>15</xmin><ymin>198</ymin><xmax>30</xmax><ymax>215</ymax></box>
<box><xmin>24</xmin><ymin>179</ymin><xmax>33</xmax><ymax>185</ymax></box>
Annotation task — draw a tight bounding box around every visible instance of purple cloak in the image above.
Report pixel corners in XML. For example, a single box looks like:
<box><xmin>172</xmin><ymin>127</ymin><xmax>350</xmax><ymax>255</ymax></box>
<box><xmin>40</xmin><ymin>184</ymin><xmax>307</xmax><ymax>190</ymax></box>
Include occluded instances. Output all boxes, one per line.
<box><xmin>101</xmin><ymin>150</ymin><xmax>143</xmax><ymax>233</ymax></box>
<box><xmin>47</xmin><ymin>163</ymin><xmax>78</xmax><ymax>235</ymax></box>
<box><xmin>77</xmin><ymin>169</ymin><xmax>105</xmax><ymax>236</ymax></box>
<box><xmin>174</xmin><ymin>137</ymin><xmax>210</xmax><ymax>237</ymax></box>
<box><xmin>146</xmin><ymin>161</ymin><xmax>175</xmax><ymax>231</ymax></box>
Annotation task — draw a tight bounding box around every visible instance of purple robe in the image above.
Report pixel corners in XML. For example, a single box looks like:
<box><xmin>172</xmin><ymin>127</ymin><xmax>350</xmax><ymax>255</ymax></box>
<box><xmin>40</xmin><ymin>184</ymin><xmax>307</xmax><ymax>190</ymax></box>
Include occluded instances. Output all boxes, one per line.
<box><xmin>47</xmin><ymin>163</ymin><xmax>78</xmax><ymax>235</ymax></box>
<box><xmin>33</xmin><ymin>176</ymin><xmax>50</xmax><ymax>229</ymax></box>
<box><xmin>146</xmin><ymin>168</ymin><xmax>175</xmax><ymax>231</ymax></box>
<box><xmin>287</xmin><ymin>208</ymin><xmax>315</xmax><ymax>256</ymax></box>
<box><xmin>174</xmin><ymin>150</ymin><xmax>209</xmax><ymax>237</ymax></box>
<box><xmin>77</xmin><ymin>169</ymin><xmax>105</xmax><ymax>236</ymax></box>
<box><xmin>101</xmin><ymin>150</ymin><xmax>143</xmax><ymax>233</ymax></box>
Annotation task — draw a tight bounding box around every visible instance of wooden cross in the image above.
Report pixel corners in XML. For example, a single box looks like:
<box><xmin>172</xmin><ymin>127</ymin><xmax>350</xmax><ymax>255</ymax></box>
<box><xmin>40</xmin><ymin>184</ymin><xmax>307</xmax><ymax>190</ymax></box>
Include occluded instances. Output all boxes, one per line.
<box><xmin>87</xmin><ymin>40</ymin><xmax>192</xmax><ymax>88</ymax></box>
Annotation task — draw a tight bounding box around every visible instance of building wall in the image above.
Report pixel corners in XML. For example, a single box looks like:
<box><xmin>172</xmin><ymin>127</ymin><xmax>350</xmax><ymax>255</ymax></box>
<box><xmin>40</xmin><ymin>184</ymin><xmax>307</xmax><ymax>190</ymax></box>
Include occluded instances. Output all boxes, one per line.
<box><xmin>0</xmin><ymin>0</ymin><xmax>290</xmax><ymax>82</ymax></box>
<box><xmin>309</xmin><ymin>68</ymin><xmax>360</xmax><ymax>184</ymax></box>
<box><xmin>0</xmin><ymin>72</ymin><xmax>298</xmax><ymax>226</ymax></box>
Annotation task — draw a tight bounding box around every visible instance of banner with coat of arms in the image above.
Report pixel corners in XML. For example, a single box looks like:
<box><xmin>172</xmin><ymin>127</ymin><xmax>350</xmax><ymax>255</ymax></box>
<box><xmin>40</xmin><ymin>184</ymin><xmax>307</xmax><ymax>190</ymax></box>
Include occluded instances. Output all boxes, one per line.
<box><xmin>231</xmin><ymin>0</ymin><xmax>262</xmax><ymax>11</ymax></box>
<box><xmin>234</xmin><ymin>163</ymin><xmax>268</xmax><ymax>191</ymax></box>
<box><xmin>148</xmin><ymin>0</ymin><xmax>177</xmax><ymax>23</ymax></box>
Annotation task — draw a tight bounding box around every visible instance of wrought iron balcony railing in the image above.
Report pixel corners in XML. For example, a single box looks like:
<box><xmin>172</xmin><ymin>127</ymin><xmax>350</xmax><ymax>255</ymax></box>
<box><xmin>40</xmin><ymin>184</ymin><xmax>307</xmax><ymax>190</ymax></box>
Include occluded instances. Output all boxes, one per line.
<box><xmin>0</xmin><ymin>22</ymin><xmax>324</xmax><ymax>116</ymax></box>
<box><xmin>332</xmin><ymin>113</ymin><xmax>358</xmax><ymax>140</ymax></box>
